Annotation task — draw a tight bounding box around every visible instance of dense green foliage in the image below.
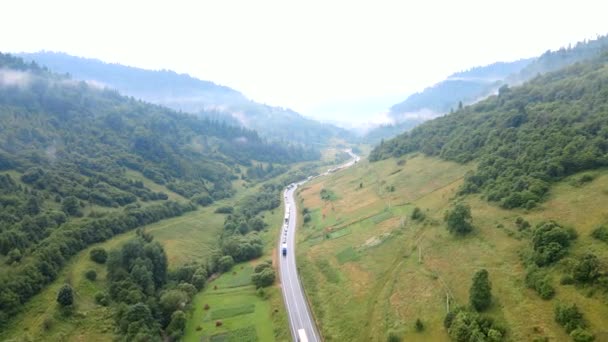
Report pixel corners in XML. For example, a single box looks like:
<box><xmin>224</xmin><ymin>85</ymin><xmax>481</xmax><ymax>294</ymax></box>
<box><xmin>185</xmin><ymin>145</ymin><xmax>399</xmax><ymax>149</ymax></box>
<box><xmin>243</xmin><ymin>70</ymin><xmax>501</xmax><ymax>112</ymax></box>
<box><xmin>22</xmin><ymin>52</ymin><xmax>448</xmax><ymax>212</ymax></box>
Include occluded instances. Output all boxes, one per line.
<box><xmin>0</xmin><ymin>52</ymin><xmax>316</xmax><ymax>327</ymax></box>
<box><xmin>554</xmin><ymin>303</ymin><xmax>593</xmax><ymax>339</ymax></box>
<box><xmin>107</xmin><ymin>233</ymin><xmax>203</xmax><ymax>341</ymax></box>
<box><xmin>524</xmin><ymin>266</ymin><xmax>555</xmax><ymax>300</ymax></box>
<box><xmin>56</xmin><ymin>284</ymin><xmax>74</xmax><ymax>307</ymax></box>
<box><xmin>371</xmin><ymin>53</ymin><xmax>608</xmax><ymax>209</ymax></box>
<box><xmin>444</xmin><ymin>307</ymin><xmax>505</xmax><ymax>341</ymax></box>
<box><xmin>469</xmin><ymin>269</ymin><xmax>492</xmax><ymax>312</ymax></box>
<box><xmin>444</xmin><ymin>203</ymin><xmax>473</xmax><ymax>235</ymax></box>
<box><xmin>18</xmin><ymin>51</ymin><xmax>353</xmax><ymax>146</ymax></box>
<box><xmin>90</xmin><ymin>247</ymin><xmax>108</xmax><ymax>264</ymax></box>
<box><xmin>531</xmin><ymin>221</ymin><xmax>576</xmax><ymax>266</ymax></box>
<box><xmin>251</xmin><ymin>260</ymin><xmax>275</xmax><ymax>288</ymax></box>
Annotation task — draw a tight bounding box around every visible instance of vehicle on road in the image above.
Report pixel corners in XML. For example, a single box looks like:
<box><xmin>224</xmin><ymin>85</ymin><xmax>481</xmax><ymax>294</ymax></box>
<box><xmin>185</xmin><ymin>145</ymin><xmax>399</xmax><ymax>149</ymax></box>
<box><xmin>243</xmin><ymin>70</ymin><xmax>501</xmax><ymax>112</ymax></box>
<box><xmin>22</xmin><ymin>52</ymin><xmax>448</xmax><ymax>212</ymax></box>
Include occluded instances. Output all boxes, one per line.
<box><xmin>282</xmin><ymin>243</ymin><xmax>287</xmax><ymax>256</ymax></box>
<box><xmin>298</xmin><ymin>328</ymin><xmax>308</xmax><ymax>342</ymax></box>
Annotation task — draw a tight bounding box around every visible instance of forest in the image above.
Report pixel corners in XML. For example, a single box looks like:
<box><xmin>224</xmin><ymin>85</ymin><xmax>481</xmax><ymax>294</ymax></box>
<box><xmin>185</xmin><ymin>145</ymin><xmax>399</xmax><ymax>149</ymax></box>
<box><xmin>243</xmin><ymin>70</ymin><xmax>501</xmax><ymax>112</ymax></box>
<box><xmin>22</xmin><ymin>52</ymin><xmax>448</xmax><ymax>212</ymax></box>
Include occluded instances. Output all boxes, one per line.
<box><xmin>370</xmin><ymin>53</ymin><xmax>608</xmax><ymax>209</ymax></box>
<box><xmin>0</xmin><ymin>52</ymin><xmax>318</xmax><ymax>326</ymax></box>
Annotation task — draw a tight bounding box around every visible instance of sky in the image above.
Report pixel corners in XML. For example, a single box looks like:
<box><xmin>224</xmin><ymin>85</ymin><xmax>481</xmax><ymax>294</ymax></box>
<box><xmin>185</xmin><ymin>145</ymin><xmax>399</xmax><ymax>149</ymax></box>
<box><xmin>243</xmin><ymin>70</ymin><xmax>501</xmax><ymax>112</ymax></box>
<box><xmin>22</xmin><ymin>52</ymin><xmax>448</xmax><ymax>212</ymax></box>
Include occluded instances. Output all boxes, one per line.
<box><xmin>2</xmin><ymin>0</ymin><xmax>608</xmax><ymax>124</ymax></box>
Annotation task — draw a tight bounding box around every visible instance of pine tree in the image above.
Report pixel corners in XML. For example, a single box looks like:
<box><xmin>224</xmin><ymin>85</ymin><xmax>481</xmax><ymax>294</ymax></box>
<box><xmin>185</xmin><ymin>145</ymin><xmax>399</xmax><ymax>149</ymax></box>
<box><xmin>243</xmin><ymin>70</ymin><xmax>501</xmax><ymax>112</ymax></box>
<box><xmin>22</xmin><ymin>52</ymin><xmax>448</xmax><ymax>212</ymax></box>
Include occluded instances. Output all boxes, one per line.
<box><xmin>470</xmin><ymin>269</ymin><xmax>492</xmax><ymax>311</ymax></box>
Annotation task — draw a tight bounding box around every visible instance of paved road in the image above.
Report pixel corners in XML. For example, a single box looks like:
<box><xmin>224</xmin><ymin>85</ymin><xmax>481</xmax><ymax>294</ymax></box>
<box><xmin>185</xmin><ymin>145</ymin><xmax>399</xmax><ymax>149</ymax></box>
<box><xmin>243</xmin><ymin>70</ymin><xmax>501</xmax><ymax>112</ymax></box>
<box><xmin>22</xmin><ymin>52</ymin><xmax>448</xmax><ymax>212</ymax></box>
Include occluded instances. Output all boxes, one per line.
<box><xmin>278</xmin><ymin>150</ymin><xmax>359</xmax><ymax>342</ymax></box>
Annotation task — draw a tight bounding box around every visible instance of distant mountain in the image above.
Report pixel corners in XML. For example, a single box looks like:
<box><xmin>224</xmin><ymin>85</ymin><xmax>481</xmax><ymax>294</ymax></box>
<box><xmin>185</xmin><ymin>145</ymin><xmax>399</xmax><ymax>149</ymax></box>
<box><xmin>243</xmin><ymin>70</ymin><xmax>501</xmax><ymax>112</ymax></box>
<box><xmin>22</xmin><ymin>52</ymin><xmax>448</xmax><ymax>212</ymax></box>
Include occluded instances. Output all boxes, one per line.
<box><xmin>366</xmin><ymin>34</ymin><xmax>608</xmax><ymax>143</ymax></box>
<box><xmin>17</xmin><ymin>52</ymin><xmax>352</xmax><ymax>145</ymax></box>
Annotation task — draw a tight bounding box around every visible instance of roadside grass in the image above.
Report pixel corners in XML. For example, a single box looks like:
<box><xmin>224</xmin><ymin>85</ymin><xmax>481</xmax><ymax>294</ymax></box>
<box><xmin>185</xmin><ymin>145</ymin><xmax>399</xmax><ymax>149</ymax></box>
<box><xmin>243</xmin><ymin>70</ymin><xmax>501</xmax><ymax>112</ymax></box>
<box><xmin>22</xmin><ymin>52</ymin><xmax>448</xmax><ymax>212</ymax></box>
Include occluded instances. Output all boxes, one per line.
<box><xmin>296</xmin><ymin>155</ymin><xmax>608</xmax><ymax>341</ymax></box>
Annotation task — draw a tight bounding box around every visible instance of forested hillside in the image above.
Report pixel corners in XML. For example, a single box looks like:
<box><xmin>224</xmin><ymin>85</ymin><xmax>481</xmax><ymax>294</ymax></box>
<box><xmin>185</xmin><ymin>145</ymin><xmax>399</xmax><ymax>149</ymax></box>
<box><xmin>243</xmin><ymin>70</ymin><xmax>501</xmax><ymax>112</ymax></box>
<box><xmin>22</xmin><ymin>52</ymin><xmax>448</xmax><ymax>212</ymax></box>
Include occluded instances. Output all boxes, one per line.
<box><xmin>370</xmin><ymin>53</ymin><xmax>608</xmax><ymax>209</ymax></box>
<box><xmin>367</xmin><ymin>35</ymin><xmax>608</xmax><ymax>143</ymax></box>
<box><xmin>0</xmin><ymin>52</ymin><xmax>317</xmax><ymax>326</ymax></box>
<box><xmin>18</xmin><ymin>52</ymin><xmax>353</xmax><ymax>145</ymax></box>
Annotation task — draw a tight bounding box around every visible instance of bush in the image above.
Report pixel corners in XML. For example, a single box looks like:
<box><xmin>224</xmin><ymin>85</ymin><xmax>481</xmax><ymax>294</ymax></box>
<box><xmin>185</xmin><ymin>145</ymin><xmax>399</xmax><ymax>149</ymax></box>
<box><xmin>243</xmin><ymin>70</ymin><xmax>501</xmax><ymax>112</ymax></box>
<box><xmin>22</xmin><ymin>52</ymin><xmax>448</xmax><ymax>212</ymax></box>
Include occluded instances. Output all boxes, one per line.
<box><xmin>445</xmin><ymin>203</ymin><xmax>473</xmax><ymax>235</ymax></box>
<box><xmin>214</xmin><ymin>206</ymin><xmax>234</xmax><ymax>214</ymax></box>
<box><xmin>572</xmin><ymin>254</ymin><xmax>600</xmax><ymax>283</ymax></box>
<box><xmin>252</xmin><ymin>268</ymin><xmax>275</xmax><ymax>288</ymax></box>
<box><xmin>555</xmin><ymin>303</ymin><xmax>586</xmax><ymax>333</ymax></box>
<box><xmin>303</xmin><ymin>213</ymin><xmax>311</xmax><ymax>223</ymax></box>
<box><xmin>525</xmin><ymin>267</ymin><xmax>555</xmax><ymax>300</ymax></box>
<box><xmin>532</xmin><ymin>221</ymin><xmax>573</xmax><ymax>266</ymax></box>
<box><xmin>85</xmin><ymin>269</ymin><xmax>97</xmax><ymax>281</ymax></box>
<box><xmin>94</xmin><ymin>291</ymin><xmax>110</xmax><ymax>306</ymax></box>
<box><xmin>90</xmin><ymin>247</ymin><xmax>108</xmax><ymax>264</ymax></box>
<box><xmin>254</xmin><ymin>261</ymin><xmax>272</xmax><ymax>273</ymax></box>
<box><xmin>217</xmin><ymin>255</ymin><xmax>235</xmax><ymax>273</ymax></box>
<box><xmin>591</xmin><ymin>225</ymin><xmax>608</xmax><ymax>242</ymax></box>
<box><xmin>415</xmin><ymin>318</ymin><xmax>424</xmax><ymax>332</ymax></box>
<box><xmin>411</xmin><ymin>207</ymin><xmax>425</xmax><ymax>221</ymax></box>
<box><xmin>57</xmin><ymin>284</ymin><xmax>74</xmax><ymax>307</ymax></box>
<box><xmin>570</xmin><ymin>327</ymin><xmax>595</xmax><ymax>342</ymax></box>
<box><xmin>470</xmin><ymin>269</ymin><xmax>492</xmax><ymax>311</ymax></box>
<box><xmin>387</xmin><ymin>332</ymin><xmax>402</xmax><ymax>342</ymax></box>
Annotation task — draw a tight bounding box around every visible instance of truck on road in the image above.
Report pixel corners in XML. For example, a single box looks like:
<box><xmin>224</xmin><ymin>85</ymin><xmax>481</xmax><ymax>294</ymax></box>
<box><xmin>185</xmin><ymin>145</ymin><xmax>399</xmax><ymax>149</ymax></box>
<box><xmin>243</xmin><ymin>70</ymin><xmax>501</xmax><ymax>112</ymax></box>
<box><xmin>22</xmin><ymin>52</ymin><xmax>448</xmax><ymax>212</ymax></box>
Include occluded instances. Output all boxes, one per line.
<box><xmin>281</xmin><ymin>243</ymin><xmax>287</xmax><ymax>256</ymax></box>
<box><xmin>297</xmin><ymin>328</ymin><xmax>308</xmax><ymax>342</ymax></box>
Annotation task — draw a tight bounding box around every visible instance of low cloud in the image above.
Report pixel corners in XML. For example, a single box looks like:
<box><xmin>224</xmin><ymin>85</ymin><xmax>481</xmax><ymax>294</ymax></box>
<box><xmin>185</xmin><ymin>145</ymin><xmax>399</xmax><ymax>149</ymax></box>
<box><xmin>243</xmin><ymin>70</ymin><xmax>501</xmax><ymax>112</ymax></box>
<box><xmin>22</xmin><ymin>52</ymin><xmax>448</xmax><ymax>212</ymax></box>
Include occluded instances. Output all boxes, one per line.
<box><xmin>0</xmin><ymin>69</ymin><xmax>31</xmax><ymax>88</ymax></box>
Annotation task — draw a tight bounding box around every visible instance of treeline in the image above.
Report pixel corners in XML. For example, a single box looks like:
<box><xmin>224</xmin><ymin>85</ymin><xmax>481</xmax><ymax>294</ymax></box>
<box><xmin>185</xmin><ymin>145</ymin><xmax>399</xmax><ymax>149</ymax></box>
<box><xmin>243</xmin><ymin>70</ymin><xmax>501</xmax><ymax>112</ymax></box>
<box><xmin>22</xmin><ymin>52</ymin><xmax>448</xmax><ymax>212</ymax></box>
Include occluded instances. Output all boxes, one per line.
<box><xmin>370</xmin><ymin>54</ymin><xmax>608</xmax><ymax>209</ymax></box>
<box><xmin>0</xmin><ymin>201</ymin><xmax>194</xmax><ymax>327</ymax></box>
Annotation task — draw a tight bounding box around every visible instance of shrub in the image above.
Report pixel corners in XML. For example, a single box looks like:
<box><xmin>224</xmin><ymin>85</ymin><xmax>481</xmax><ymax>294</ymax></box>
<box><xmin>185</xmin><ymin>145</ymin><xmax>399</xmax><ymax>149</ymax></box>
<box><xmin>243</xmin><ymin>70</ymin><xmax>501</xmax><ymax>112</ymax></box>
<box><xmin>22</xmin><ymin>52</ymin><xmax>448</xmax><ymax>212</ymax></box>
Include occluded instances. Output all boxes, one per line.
<box><xmin>415</xmin><ymin>318</ymin><xmax>424</xmax><ymax>332</ymax></box>
<box><xmin>445</xmin><ymin>203</ymin><xmax>473</xmax><ymax>235</ymax></box>
<box><xmin>90</xmin><ymin>247</ymin><xmax>108</xmax><ymax>264</ymax></box>
<box><xmin>572</xmin><ymin>254</ymin><xmax>600</xmax><ymax>283</ymax></box>
<box><xmin>85</xmin><ymin>269</ymin><xmax>97</xmax><ymax>281</ymax></box>
<box><xmin>525</xmin><ymin>267</ymin><xmax>555</xmax><ymax>300</ymax></box>
<box><xmin>387</xmin><ymin>332</ymin><xmax>402</xmax><ymax>342</ymax></box>
<box><xmin>217</xmin><ymin>255</ymin><xmax>235</xmax><ymax>273</ymax></box>
<box><xmin>555</xmin><ymin>303</ymin><xmax>586</xmax><ymax>333</ymax></box>
<box><xmin>215</xmin><ymin>320</ymin><xmax>223</xmax><ymax>327</ymax></box>
<box><xmin>94</xmin><ymin>291</ymin><xmax>110</xmax><ymax>306</ymax></box>
<box><xmin>42</xmin><ymin>317</ymin><xmax>53</xmax><ymax>331</ymax></box>
<box><xmin>570</xmin><ymin>327</ymin><xmax>595</xmax><ymax>342</ymax></box>
<box><xmin>591</xmin><ymin>225</ymin><xmax>608</xmax><ymax>242</ymax></box>
<box><xmin>57</xmin><ymin>284</ymin><xmax>74</xmax><ymax>307</ymax></box>
<box><xmin>214</xmin><ymin>206</ymin><xmax>234</xmax><ymax>214</ymax></box>
<box><xmin>303</xmin><ymin>213</ymin><xmax>311</xmax><ymax>223</ymax></box>
<box><xmin>532</xmin><ymin>221</ymin><xmax>574</xmax><ymax>266</ymax></box>
<box><xmin>204</xmin><ymin>304</ymin><xmax>210</xmax><ymax>310</ymax></box>
<box><xmin>254</xmin><ymin>261</ymin><xmax>272</xmax><ymax>273</ymax></box>
<box><xmin>252</xmin><ymin>268</ymin><xmax>276</xmax><ymax>288</ymax></box>
<box><xmin>470</xmin><ymin>269</ymin><xmax>492</xmax><ymax>311</ymax></box>
<box><xmin>411</xmin><ymin>207</ymin><xmax>425</xmax><ymax>221</ymax></box>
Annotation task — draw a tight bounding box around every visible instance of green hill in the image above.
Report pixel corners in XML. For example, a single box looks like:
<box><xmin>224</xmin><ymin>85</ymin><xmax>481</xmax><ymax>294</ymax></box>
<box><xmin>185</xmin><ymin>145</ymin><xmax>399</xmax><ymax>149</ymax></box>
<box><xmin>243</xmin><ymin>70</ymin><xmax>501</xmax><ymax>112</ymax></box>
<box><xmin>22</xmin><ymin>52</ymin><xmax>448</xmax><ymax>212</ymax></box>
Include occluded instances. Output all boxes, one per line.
<box><xmin>0</xmin><ymin>52</ymin><xmax>317</xmax><ymax>327</ymax></box>
<box><xmin>18</xmin><ymin>52</ymin><xmax>353</xmax><ymax>146</ymax></box>
<box><xmin>371</xmin><ymin>52</ymin><xmax>608</xmax><ymax>209</ymax></box>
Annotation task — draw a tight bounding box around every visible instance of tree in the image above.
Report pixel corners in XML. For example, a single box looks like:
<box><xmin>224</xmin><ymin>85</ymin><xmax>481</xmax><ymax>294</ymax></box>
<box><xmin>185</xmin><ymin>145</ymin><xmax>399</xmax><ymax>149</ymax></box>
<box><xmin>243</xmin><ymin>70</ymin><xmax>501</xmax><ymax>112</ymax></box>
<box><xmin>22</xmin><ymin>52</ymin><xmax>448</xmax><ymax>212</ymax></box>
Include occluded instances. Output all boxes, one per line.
<box><xmin>445</xmin><ymin>203</ymin><xmax>473</xmax><ymax>235</ymax></box>
<box><xmin>61</xmin><ymin>196</ymin><xmax>81</xmax><ymax>216</ymax></box>
<box><xmin>415</xmin><ymin>318</ymin><xmax>424</xmax><ymax>332</ymax></box>
<box><xmin>166</xmin><ymin>310</ymin><xmax>187</xmax><ymax>340</ymax></box>
<box><xmin>85</xmin><ymin>269</ymin><xmax>97</xmax><ymax>281</ymax></box>
<box><xmin>217</xmin><ymin>255</ymin><xmax>234</xmax><ymax>272</ymax></box>
<box><xmin>411</xmin><ymin>207</ymin><xmax>425</xmax><ymax>221</ymax></box>
<box><xmin>57</xmin><ymin>284</ymin><xmax>74</xmax><ymax>307</ymax></box>
<box><xmin>7</xmin><ymin>248</ymin><xmax>22</xmax><ymax>264</ymax></box>
<box><xmin>470</xmin><ymin>269</ymin><xmax>492</xmax><ymax>311</ymax></box>
<box><xmin>572</xmin><ymin>253</ymin><xmax>600</xmax><ymax>283</ymax></box>
<box><xmin>252</xmin><ymin>268</ymin><xmax>275</xmax><ymax>288</ymax></box>
<box><xmin>90</xmin><ymin>247</ymin><xmax>108</xmax><ymax>264</ymax></box>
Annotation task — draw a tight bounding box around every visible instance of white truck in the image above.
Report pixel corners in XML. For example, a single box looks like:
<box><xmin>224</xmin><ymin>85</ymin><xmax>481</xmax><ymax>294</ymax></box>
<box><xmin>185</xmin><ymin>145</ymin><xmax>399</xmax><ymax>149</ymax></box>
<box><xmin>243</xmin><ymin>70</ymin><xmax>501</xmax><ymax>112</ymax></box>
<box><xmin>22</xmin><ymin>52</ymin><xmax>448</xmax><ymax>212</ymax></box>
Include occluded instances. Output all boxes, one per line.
<box><xmin>297</xmin><ymin>328</ymin><xmax>308</xmax><ymax>342</ymax></box>
<box><xmin>282</xmin><ymin>243</ymin><xmax>287</xmax><ymax>256</ymax></box>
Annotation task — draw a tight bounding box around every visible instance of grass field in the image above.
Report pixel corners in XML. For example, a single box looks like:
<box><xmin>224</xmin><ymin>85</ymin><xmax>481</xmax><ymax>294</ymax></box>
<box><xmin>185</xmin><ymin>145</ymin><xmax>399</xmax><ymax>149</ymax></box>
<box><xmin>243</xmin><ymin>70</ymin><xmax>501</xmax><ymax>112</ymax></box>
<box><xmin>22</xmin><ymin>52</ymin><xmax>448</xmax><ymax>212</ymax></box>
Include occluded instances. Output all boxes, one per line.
<box><xmin>184</xmin><ymin>201</ymin><xmax>290</xmax><ymax>342</ymax></box>
<box><xmin>296</xmin><ymin>155</ymin><xmax>608</xmax><ymax>341</ymax></box>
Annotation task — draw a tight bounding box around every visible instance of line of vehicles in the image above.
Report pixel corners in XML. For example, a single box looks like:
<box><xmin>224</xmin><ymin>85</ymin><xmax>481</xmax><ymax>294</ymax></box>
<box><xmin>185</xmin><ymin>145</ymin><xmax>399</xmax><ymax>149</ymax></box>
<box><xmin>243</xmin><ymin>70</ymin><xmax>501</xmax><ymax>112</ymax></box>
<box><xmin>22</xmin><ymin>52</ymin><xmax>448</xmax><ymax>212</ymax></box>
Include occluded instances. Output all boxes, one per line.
<box><xmin>282</xmin><ymin>201</ymin><xmax>290</xmax><ymax>256</ymax></box>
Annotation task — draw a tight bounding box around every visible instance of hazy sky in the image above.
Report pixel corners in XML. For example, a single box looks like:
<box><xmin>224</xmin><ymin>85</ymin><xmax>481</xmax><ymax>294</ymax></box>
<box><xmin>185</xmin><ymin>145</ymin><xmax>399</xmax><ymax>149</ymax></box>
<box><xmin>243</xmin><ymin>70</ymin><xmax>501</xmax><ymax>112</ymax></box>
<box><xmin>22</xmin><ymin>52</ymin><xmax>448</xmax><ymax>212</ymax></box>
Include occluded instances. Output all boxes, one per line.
<box><xmin>3</xmin><ymin>0</ymin><xmax>608</xmax><ymax>123</ymax></box>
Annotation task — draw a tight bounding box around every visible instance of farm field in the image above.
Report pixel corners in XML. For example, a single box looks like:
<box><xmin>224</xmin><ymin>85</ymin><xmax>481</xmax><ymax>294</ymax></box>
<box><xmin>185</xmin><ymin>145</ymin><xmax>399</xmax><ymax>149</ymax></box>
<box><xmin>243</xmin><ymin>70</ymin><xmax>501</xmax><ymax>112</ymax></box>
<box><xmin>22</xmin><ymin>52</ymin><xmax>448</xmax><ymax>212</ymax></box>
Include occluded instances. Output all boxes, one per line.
<box><xmin>296</xmin><ymin>155</ymin><xmax>608</xmax><ymax>341</ymax></box>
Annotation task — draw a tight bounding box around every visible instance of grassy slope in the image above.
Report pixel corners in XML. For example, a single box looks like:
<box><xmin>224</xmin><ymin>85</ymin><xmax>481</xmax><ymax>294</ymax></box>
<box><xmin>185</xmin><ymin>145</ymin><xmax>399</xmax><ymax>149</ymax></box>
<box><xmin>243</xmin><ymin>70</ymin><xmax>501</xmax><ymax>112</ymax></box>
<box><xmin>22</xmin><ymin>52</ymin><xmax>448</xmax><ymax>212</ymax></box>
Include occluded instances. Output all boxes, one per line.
<box><xmin>183</xmin><ymin>203</ymin><xmax>290</xmax><ymax>342</ymax></box>
<box><xmin>296</xmin><ymin>155</ymin><xmax>608</xmax><ymax>341</ymax></box>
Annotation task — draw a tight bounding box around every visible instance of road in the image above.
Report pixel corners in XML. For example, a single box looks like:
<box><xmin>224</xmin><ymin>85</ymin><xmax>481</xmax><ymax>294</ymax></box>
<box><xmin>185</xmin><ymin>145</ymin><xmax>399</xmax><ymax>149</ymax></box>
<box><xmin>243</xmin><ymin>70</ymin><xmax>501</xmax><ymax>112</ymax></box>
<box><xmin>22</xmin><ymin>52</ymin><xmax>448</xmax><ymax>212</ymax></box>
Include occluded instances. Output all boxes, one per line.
<box><xmin>278</xmin><ymin>150</ymin><xmax>359</xmax><ymax>342</ymax></box>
